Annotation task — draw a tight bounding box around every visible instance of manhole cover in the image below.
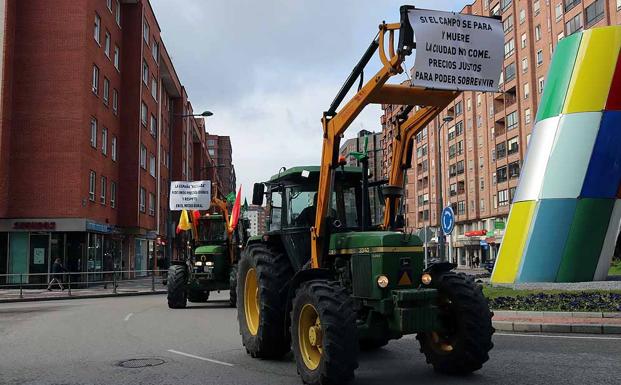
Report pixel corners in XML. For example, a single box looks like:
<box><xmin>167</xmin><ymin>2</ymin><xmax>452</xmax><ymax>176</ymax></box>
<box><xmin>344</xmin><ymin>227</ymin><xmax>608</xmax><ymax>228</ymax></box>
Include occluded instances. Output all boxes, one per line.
<box><xmin>118</xmin><ymin>358</ymin><xmax>165</xmax><ymax>368</ymax></box>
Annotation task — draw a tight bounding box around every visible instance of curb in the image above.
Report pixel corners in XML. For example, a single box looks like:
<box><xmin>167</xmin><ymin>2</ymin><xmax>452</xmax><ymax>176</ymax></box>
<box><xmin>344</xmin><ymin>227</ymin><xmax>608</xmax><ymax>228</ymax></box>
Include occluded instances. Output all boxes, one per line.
<box><xmin>0</xmin><ymin>290</ymin><xmax>167</xmax><ymax>304</ymax></box>
<box><xmin>492</xmin><ymin>320</ymin><xmax>621</xmax><ymax>334</ymax></box>
<box><xmin>493</xmin><ymin>310</ymin><xmax>621</xmax><ymax>318</ymax></box>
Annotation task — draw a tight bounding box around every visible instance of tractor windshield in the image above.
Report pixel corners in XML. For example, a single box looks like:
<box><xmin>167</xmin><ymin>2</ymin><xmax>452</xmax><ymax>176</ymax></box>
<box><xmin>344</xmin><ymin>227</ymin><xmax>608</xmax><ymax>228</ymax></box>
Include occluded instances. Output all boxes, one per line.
<box><xmin>198</xmin><ymin>217</ymin><xmax>227</xmax><ymax>243</ymax></box>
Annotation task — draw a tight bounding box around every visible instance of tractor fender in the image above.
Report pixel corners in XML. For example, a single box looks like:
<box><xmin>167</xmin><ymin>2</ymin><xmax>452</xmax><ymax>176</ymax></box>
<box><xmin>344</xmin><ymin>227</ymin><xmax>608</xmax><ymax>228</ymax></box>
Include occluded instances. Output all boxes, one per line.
<box><xmin>282</xmin><ymin>268</ymin><xmax>334</xmax><ymax>335</ymax></box>
<box><xmin>424</xmin><ymin>262</ymin><xmax>456</xmax><ymax>276</ymax></box>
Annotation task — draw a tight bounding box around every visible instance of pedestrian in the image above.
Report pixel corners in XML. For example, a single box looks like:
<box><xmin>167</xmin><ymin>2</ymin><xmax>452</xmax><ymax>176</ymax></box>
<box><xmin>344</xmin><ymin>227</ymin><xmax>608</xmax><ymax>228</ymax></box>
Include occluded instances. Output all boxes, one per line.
<box><xmin>474</xmin><ymin>256</ymin><xmax>480</xmax><ymax>268</ymax></box>
<box><xmin>103</xmin><ymin>252</ymin><xmax>116</xmax><ymax>289</ymax></box>
<box><xmin>47</xmin><ymin>258</ymin><xmax>66</xmax><ymax>291</ymax></box>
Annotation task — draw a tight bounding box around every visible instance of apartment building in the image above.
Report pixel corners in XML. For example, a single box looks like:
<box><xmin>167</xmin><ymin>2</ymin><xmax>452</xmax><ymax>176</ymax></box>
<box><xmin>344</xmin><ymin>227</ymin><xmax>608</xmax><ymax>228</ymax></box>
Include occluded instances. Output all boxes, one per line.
<box><xmin>206</xmin><ymin>134</ymin><xmax>236</xmax><ymax>197</ymax></box>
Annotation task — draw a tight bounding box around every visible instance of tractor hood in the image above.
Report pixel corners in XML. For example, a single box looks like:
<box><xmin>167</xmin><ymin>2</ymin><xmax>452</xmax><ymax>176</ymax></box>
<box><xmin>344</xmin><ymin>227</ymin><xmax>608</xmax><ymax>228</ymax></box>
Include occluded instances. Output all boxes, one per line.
<box><xmin>195</xmin><ymin>245</ymin><xmax>225</xmax><ymax>255</ymax></box>
<box><xmin>328</xmin><ymin>231</ymin><xmax>422</xmax><ymax>255</ymax></box>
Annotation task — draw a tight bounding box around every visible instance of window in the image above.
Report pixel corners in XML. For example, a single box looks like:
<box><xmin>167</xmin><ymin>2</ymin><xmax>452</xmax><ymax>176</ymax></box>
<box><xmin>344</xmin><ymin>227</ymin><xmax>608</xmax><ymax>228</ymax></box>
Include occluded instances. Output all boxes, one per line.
<box><xmin>525</xmin><ymin>108</ymin><xmax>532</xmax><ymax>124</ymax></box>
<box><xmin>89</xmin><ymin>171</ymin><xmax>96</xmax><ymax>201</ymax></box>
<box><xmin>149</xmin><ymin>154</ymin><xmax>156</xmax><ymax>177</ymax></box>
<box><xmin>142</xmin><ymin>61</ymin><xmax>149</xmax><ymax>85</ymax></box>
<box><xmin>140</xmin><ymin>144</ymin><xmax>147</xmax><ymax>169</ymax></box>
<box><xmin>103</xmin><ymin>78</ymin><xmax>109</xmax><ymax>105</ymax></box>
<box><xmin>538</xmin><ymin>77</ymin><xmax>545</xmax><ymax>94</ymax></box>
<box><xmin>143</xmin><ymin>20</ymin><xmax>150</xmax><ymax>44</ymax></box>
<box><xmin>152</xmin><ymin>41</ymin><xmax>159</xmax><ymax>61</ymax></box>
<box><xmin>509</xmin><ymin>187</ymin><xmax>517</xmax><ymax>202</ymax></box>
<box><xmin>504</xmin><ymin>39</ymin><xmax>515</xmax><ymax>58</ymax></box>
<box><xmin>141</xmin><ymin>101</ymin><xmax>147</xmax><ymax>126</ymax></box>
<box><xmin>467</xmin><ymin>98</ymin><xmax>472</xmax><ymax>111</ymax></box>
<box><xmin>114</xmin><ymin>46</ymin><xmax>120</xmax><ymax>70</ymax></box>
<box><xmin>564</xmin><ymin>0</ymin><xmax>580</xmax><ymax>12</ymax></box>
<box><xmin>555</xmin><ymin>3</ymin><xmax>563</xmax><ymax>20</ymax></box>
<box><xmin>558</xmin><ymin>32</ymin><xmax>565</xmax><ymax>41</ymax></box>
<box><xmin>455</xmin><ymin>121</ymin><xmax>463</xmax><ymax>136</ymax></box>
<box><xmin>523</xmin><ymin>82</ymin><xmax>530</xmax><ymax>99</ymax></box>
<box><xmin>501</xmin><ymin>0</ymin><xmax>512</xmax><ymax>11</ymax></box>
<box><xmin>534</xmin><ymin>0</ymin><xmax>540</xmax><ymax>14</ymax></box>
<box><xmin>448</xmin><ymin>126</ymin><xmax>456</xmax><ymax>141</ymax></box>
<box><xmin>104</xmin><ymin>31</ymin><xmax>111</xmax><ymax>57</ymax></box>
<box><xmin>496</xmin><ymin>142</ymin><xmax>507</xmax><ymax>159</ymax></box>
<box><xmin>94</xmin><ymin>14</ymin><xmax>101</xmax><ymax>43</ymax></box>
<box><xmin>111</xmin><ymin>136</ymin><xmax>117</xmax><ymax>161</ymax></box>
<box><xmin>149</xmin><ymin>193</ymin><xmax>155</xmax><ymax>216</ymax></box>
<box><xmin>505</xmin><ymin>62</ymin><xmax>516</xmax><ymax>82</ymax></box>
<box><xmin>150</xmin><ymin>115</ymin><xmax>157</xmax><ymax>137</ymax></box>
<box><xmin>207</xmin><ymin>139</ymin><xmax>216</xmax><ymax>146</ymax></box>
<box><xmin>519</xmin><ymin>9</ymin><xmax>526</xmax><ymax>23</ymax></box>
<box><xmin>151</xmin><ymin>76</ymin><xmax>157</xmax><ymax>100</ymax></box>
<box><xmin>507</xmin><ymin>111</ymin><xmax>518</xmax><ymax>130</ymax></box>
<box><xmin>416</xmin><ymin>144</ymin><xmax>428</xmax><ymax>157</ymax></box>
<box><xmin>454</xmin><ymin>101</ymin><xmax>463</xmax><ymax>116</ymax></box>
<box><xmin>507</xmin><ymin>136</ymin><xmax>519</xmax><ymax>155</ymax></box>
<box><xmin>92</xmin><ymin>65</ymin><xmax>99</xmax><ymax>94</ymax></box>
<box><xmin>139</xmin><ymin>187</ymin><xmax>146</xmax><ymax>212</ymax></box>
<box><xmin>208</xmin><ymin>148</ymin><xmax>215</xmax><ymax>156</ymax></box>
<box><xmin>477</xmin><ymin>94</ymin><xmax>481</xmax><ymax>106</ymax></box>
<box><xmin>618</xmin><ymin>0</ymin><xmax>621</xmax><ymax>11</ymax></box>
<box><xmin>565</xmin><ymin>13</ymin><xmax>583</xmax><ymax>35</ymax></box>
<box><xmin>456</xmin><ymin>160</ymin><xmax>464</xmax><ymax>175</ymax></box>
<box><xmin>90</xmin><ymin>118</ymin><xmax>97</xmax><ymax>148</ymax></box>
<box><xmin>535</xmin><ymin>25</ymin><xmax>542</xmax><ymax>41</ymax></box>
<box><xmin>101</xmin><ymin>127</ymin><xmax>108</xmax><ymax>155</ymax></box>
<box><xmin>503</xmin><ymin>15</ymin><xmax>514</xmax><ymax>33</ymax></box>
<box><xmin>480</xmin><ymin>198</ymin><xmax>485</xmax><ymax>211</ymax></box>
<box><xmin>100</xmin><ymin>176</ymin><xmax>107</xmax><ymax>204</ymax></box>
<box><xmin>508</xmin><ymin>161</ymin><xmax>521</xmax><ymax>178</ymax></box>
<box><xmin>498</xmin><ymin>189</ymin><xmax>509</xmax><ymax>206</ymax></box>
<box><xmin>111</xmin><ymin>181</ymin><xmax>116</xmax><ymax>208</ymax></box>
<box><xmin>112</xmin><ymin>89</ymin><xmax>118</xmax><ymax>114</ymax></box>
<box><xmin>457</xmin><ymin>201</ymin><xmax>466</xmax><ymax>215</ymax></box>
<box><xmin>107</xmin><ymin>0</ymin><xmax>112</xmax><ymax>11</ymax></box>
<box><xmin>491</xmin><ymin>4</ymin><xmax>501</xmax><ymax>16</ymax></box>
<box><xmin>480</xmin><ymin>178</ymin><xmax>485</xmax><ymax>191</ymax></box>
<box><xmin>521</xmin><ymin>33</ymin><xmax>527</xmax><ymax>49</ymax></box>
<box><xmin>585</xmin><ymin>0</ymin><xmax>604</xmax><ymax>26</ymax></box>
<box><xmin>522</xmin><ymin>58</ymin><xmax>528</xmax><ymax>73</ymax></box>
<box><xmin>497</xmin><ymin>166</ymin><xmax>508</xmax><ymax>183</ymax></box>
<box><xmin>536</xmin><ymin>50</ymin><xmax>543</xmax><ymax>66</ymax></box>
<box><xmin>115</xmin><ymin>1</ymin><xmax>121</xmax><ymax>26</ymax></box>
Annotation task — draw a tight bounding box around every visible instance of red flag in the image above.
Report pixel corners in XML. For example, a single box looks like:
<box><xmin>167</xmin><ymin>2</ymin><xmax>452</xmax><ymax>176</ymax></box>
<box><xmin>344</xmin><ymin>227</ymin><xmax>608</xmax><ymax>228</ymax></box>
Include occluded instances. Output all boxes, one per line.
<box><xmin>191</xmin><ymin>210</ymin><xmax>201</xmax><ymax>240</ymax></box>
<box><xmin>229</xmin><ymin>186</ymin><xmax>242</xmax><ymax>231</ymax></box>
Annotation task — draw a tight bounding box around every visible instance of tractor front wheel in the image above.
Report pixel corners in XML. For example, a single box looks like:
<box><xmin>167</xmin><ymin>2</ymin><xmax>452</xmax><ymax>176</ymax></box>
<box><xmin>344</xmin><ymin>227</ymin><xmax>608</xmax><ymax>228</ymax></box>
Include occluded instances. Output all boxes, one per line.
<box><xmin>417</xmin><ymin>272</ymin><xmax>494</xmax><ymax>374</ymax></box>
<box><xmin>291</xmin><ymin>280</ymin><xmax>358</xmax><ymax>385</ymax></box>
<box><xmin>167</xmin><ymin>265</ymin><xmax>188</xmax><ymax>309</ymax></box>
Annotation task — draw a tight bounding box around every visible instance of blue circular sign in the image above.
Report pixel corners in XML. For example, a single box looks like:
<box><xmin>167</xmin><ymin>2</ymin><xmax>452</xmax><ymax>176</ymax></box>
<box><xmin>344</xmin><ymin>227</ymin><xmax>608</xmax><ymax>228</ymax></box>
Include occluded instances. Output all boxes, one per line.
<box><xmin>441</xmin><ymin>206</ymin><xmax>455</xmax><ymax>235</ymax></box>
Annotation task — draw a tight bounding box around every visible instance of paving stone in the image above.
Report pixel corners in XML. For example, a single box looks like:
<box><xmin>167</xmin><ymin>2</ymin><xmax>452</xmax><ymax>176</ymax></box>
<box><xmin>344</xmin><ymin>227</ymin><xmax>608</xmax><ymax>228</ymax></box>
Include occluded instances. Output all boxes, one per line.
<box><xmin>570</xmin><ymin>324</ymin><xmax>602</xmax><ymax>334</ymax></box>
<box><xmin>541</xmin><ymin>323</ymin><xmax>571</xmax><ymax>333</ymax></box>
<box><xmin>492</xmin><ymin>320</ymin><xmax>514</xmax><ymax>331</ymax></box>
<box><xmin>513</xmin><ymin>322</ymin><xmax>541</xmax><ymax>332</ymax></box>
<box><xmin>571</xmin><ymin>312</ymin><xmax>603</xmax><ymax>318</ymax></box>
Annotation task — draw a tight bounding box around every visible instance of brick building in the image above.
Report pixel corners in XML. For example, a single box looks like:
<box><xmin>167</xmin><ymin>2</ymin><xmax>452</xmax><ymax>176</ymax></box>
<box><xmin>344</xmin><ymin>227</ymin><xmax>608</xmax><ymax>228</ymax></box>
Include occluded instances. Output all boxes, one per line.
<box><xmin>381</xmin><ymin>0</ymin><xmax>621</xmax><ymax>267</ymax></box>
<box><xmin>0</xmin><ymin>0</ymin><xmax>228</xmax><ymax>283</ymax></box>
<box><xmin>246</xmin><ymin>205</ymin><xmax>267</xmax><ymax>237</ymax></box>
<box><xmin>206</xmin><ymin>134</ymin><xmax>236</xmax><ymax>197</ymax></box>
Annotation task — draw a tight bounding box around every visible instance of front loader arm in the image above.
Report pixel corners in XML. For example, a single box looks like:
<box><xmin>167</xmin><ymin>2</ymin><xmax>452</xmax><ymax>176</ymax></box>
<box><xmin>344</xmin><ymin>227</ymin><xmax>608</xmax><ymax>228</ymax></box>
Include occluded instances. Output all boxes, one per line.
<box><xmin>211</xmin><ymin>197</ymin><xmax>236</xmax><ymax>264</ymax></box>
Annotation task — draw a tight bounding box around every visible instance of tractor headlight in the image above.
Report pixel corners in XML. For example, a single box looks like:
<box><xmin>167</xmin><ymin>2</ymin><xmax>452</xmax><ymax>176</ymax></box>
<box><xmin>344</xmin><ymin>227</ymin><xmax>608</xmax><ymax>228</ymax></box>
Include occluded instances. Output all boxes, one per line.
<box><xmin>421</xmin><ymin>273</ymin><xmax>432</xmax><ymax>285</ymax></box>
<box><xmin>205</xmin><ymin>261</ymin><xmax>214</xmax><ymax>267</ymax></box>
<box><xmin>194</xmin><ymin>261</ymin><xmax>203</xmax><ymax>266</ymax></box>
<box><xmin>376</xmin><ymin>275</ymin><xmax>389</xmax><ymax>288</ymax></box>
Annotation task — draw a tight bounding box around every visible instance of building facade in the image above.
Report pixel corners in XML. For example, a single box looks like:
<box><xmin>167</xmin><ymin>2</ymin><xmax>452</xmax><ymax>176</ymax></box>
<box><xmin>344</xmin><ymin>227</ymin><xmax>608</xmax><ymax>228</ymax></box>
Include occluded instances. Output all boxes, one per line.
<box><xmin>246</xmin><ymin>205</ymin><xmax>267</xmax><ymax>237</ymax></box>
<box><xmin>0</xmin><ymin>0</ymin><xmax>228</xmax><ymax>283</ymax></box>
<box><xmin>206</xmin><ymin>134</ymin><xmax>236</xmax><ymax>197</ymax></box>
<box><xmin>381</xmin><ymin>0</ymin><xmax>621</xmax><ymax>268</ymax></box>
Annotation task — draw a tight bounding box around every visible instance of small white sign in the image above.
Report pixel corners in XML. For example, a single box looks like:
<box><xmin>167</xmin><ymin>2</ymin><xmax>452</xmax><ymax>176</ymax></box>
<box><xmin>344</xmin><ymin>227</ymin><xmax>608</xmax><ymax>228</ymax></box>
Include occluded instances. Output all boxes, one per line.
<box><xmin>33</xmin><ymin>248</ymin><xmax>45</xmax><ymax>265</ymax></box>
<box><xmin>169</xmin><ymin>180</ymin><xmax>211</xmax><ymax>210</ymax></box>
<box><xmin>408</xmin><ymin>9</ymin><xmax>503</xmax><ymax>92</ymax></box>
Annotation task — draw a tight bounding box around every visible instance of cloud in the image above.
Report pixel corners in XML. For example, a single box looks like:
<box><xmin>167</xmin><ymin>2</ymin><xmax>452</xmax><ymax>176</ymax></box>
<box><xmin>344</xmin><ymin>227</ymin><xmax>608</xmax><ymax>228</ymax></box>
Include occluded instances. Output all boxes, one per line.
<box><xmin>150</xmin><ymin>0</ymin><xmax>466</xmax><ymax>199</ymax></box>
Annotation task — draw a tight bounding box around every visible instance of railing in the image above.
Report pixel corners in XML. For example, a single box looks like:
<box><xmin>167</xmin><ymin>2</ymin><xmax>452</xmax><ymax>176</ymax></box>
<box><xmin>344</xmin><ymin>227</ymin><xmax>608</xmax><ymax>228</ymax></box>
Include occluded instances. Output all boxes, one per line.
<box><xmin>0</xmin><ymin>270</ymin><xmax>168</xmax><ymax>300</ymax></box>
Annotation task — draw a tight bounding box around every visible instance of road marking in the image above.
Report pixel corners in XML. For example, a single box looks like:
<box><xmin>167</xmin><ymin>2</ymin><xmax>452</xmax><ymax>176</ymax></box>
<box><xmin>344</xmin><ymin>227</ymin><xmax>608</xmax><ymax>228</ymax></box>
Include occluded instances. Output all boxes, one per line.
<box><xmin>496</xmin><ymin>332</ymin><xmax>621</xmax><ymax>341</ymax></box>
<box><xmin>167</xmin><ymin>349</ymin><xmax>234</xmax><ymax>367</ymax></box>
<box><xmin>124</xmin><ymin>313</ymin><xmax>133</xmax><ymax>321</ymax></box>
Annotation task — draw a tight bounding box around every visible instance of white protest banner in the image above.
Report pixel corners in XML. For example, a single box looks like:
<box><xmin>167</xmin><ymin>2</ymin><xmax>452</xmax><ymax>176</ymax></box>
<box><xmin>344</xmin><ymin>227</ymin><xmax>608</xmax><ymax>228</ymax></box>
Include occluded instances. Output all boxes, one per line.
<box><xmin>169</xmin><ymin>180</ymin><xmax>211</xmax><ymax>210</ymax></box>
<box><xmin>408</xmin><ymin>9</ymin><xmax>503</xmax><ymax>92</ymax></box>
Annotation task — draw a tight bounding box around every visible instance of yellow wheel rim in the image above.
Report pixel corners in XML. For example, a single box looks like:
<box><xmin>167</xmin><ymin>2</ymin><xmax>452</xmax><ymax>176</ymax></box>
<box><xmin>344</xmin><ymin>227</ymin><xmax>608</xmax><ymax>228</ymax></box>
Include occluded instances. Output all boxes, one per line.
<box><xmin>298</xmin><ymin>303</ymin><xmax>322</xmax><ymax>370</ymax></box>
<box><xmin>244</xmin><ymin>268</ymin><xmax>259</xmax><ymax>336</ymax></box>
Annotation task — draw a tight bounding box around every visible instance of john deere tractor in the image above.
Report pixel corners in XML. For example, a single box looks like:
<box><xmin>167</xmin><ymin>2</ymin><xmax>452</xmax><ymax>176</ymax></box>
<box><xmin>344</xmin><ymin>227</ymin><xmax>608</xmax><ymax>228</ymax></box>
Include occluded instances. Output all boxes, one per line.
<box><xmin>236</xmin><ymin>6</ymin><xmax>496</xmax><ymax>385</ymax></box>
<box><xmin>168</xmin><ymin>206</ymin><xmax>247</xmax><ymax>308</ymax></box>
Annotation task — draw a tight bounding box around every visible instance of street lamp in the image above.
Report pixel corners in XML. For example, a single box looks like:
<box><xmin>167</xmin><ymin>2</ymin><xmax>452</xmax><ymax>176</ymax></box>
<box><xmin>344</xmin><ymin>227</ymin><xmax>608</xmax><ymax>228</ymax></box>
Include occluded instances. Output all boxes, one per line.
<box><xmin>174</xmin><ymin>110</ymin><xmax>213</xmax><ymax>118</ymax></box>
<box><xmin>436</xmin><ymin>115</ymin><xmax>454</xmax><ymax>263</ymax></box>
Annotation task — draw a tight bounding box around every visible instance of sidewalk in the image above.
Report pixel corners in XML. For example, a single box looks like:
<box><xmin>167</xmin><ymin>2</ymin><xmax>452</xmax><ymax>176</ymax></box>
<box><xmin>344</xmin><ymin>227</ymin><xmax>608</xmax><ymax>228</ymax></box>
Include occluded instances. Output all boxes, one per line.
<box><xmin>493</xmin><ymin>310</ymin><xmax>621</xmax><ymax>334</ymax></box>
<box><xmin>0</xmin><ymin>276</ymin><xmax>167</xmax><ymax>303</ymax></box>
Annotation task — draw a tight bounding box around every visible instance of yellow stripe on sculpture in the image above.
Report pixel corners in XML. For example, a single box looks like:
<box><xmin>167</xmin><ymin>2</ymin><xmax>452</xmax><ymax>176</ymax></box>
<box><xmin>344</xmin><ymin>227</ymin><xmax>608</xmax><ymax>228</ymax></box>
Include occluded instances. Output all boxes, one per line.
<box><xmin>562</xmin><ymin>27</ymin><xmax>621</xmax><ymax>114</ymax></box>
<box><xmin>490</xmin><ymin>201</ymin><xmax>537</xmax><ymax>284</ymax></box>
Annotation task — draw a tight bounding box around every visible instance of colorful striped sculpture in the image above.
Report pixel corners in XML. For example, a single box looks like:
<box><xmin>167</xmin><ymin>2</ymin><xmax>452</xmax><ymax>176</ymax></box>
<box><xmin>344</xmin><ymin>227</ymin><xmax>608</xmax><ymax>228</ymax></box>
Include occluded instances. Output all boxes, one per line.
<box><xmin>491</xmin><ymin>26</ymin><xmax>621</xmax><ymax>284</ymax></box>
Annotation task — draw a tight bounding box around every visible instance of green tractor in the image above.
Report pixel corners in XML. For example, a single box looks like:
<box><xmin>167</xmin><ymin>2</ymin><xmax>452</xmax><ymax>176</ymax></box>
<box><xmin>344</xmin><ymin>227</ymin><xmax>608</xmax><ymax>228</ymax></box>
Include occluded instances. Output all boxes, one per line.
<box><xmin>236</xmin><ymin>8</ymin><xmax>496</xmax><ymax>385</ymax></box>
<box><xmin>168</xmin><ymin>213</ymin><xmax>244</xmax><ymax>308</ymax></box>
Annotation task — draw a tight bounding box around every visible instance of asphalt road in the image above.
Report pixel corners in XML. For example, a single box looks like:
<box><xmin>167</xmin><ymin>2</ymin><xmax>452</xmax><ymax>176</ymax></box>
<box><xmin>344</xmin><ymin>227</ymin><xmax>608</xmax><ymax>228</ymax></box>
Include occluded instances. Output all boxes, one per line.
<box><xmin>1</xmin><ymin>293</ymin><xmax>620</xmax><ymax>385</ymax></box>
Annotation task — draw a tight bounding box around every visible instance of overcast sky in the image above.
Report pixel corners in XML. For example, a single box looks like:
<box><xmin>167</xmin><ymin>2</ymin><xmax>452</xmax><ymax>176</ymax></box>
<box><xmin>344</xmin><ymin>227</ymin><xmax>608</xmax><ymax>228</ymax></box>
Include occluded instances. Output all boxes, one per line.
<box><xmin>150</xmin><ymin>0</ymin><xmax>464</xmax><ymax>200</ymax></box>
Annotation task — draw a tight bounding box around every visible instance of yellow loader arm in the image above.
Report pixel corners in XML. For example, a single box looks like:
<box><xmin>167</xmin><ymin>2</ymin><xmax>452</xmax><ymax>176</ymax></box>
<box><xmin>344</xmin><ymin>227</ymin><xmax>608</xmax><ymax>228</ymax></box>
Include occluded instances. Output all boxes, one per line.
<box><xmin>211</xmin><ymin>197</ymin><xmax>236</xmax><ymax>264</ymax></box>
<box><xmin>311</xmin><ymin>7</ymin><xmax>458</xmax><ymax>268</ymax></box>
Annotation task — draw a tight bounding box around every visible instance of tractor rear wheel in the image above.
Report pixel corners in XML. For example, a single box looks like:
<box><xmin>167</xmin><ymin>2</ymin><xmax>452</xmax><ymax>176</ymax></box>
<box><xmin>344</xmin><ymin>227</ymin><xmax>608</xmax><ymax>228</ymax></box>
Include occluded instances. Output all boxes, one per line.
<box><xmin>167</xmin><ymin>265</ymin><xmax>188</xmax><ymax>309</ymax></box>
<box><xmin>237</xmin><ymin>244</ymin><xmax>293</xmax><ymax>358</ymax></box>
<box><xmin>417</xmin><ymin>272</ymin><xmax>494</xmax><ymax>374</ymax></box>
<box><xmin>229</xmin><ymin>264</ymin><xmax>238</xmax><ymax>307</ymax></box>
<box><xmin>291</xmin><ymin>280</ymin><xmax>358</xmax><ymax>385</ymax></box>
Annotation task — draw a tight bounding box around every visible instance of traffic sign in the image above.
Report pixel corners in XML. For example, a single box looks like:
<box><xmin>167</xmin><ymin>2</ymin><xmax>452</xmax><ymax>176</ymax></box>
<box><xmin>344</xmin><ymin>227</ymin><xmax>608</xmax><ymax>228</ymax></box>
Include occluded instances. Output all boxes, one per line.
<box><xmin>441</xmin><ymin>206</ymin><xmax>455</xmax><ymax>235</ymax></box>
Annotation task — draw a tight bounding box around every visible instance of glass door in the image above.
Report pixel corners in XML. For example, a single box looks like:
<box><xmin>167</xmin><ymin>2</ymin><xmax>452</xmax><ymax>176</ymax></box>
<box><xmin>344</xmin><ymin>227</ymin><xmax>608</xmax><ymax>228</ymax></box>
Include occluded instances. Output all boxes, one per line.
<box><xmin>8</xmin><ymin>233</ymin><xmax>28</xmax><ymax>284</ymax></box>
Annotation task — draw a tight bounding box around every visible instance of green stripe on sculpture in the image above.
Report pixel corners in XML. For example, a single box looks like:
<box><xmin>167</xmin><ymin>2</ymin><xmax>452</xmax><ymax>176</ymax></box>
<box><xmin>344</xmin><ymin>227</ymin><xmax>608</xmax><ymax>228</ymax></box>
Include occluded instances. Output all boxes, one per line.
<box><xmin>555</xmin><ymin>198</ymin><xmax>614</xmax><ymax>282</ymax></box>
<box><xmin>535</xmin><ymin>32</ymin><xmax>582</xmax><ymax>122</ymax></box>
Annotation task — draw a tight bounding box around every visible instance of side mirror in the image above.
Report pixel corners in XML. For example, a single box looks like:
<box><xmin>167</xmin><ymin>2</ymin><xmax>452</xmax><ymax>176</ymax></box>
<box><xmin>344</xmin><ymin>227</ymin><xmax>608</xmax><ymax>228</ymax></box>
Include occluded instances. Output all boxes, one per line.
<box><xmin>252</xmin><ymin>183</ymin><xmax>265</xmax><ymax>206</ymax></box>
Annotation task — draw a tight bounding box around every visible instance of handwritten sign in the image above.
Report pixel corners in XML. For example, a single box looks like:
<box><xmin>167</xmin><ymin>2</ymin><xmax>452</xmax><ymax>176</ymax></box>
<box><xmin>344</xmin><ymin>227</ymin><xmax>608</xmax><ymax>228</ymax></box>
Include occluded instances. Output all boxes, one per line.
<box><xmin>169</xmin><ymin>180</ymin><xmax>211</xmax><ymax>210</ymax></box>
<box><xmin>408</xmin><ymin>9</ymin><xmax>503</xmax><ymax>92</ymax></box>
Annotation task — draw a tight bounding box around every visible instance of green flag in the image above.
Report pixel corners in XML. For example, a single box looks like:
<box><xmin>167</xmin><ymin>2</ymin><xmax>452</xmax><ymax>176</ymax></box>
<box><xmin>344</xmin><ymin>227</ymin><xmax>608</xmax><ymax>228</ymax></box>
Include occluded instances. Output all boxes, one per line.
<box><xmin>226</xmin><ymin>191</ymin><xmax>236</xmax><ymax>205</ymax></box>
<box><xmin>349</xmin><ymin>135</ymin><xmax>369</xmax><ymax>161</ymax></box>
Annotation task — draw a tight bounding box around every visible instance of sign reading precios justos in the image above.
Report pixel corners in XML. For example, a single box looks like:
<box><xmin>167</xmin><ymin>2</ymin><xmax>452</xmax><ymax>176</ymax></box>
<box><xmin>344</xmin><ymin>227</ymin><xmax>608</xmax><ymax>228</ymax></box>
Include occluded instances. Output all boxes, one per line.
<box><xmin>408</xmin><ymin>9</ymin><xmax>503</xmax><ymax>92</ymax></box>
<box><xmin>169</xmin><ymin>180</ymin><xmax>211</xmax><ymax>210</ymax></box>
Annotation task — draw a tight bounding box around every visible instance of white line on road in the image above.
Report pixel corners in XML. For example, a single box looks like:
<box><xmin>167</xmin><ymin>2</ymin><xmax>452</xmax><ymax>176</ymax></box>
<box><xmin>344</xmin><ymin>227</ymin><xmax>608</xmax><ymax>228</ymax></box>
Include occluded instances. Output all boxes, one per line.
<box><xmin>167</xmin><ymin>349</ymin><xmax>234</xmax><ymax>367</ymax></box>
<box><xmin>496</xmin><ymin>332</ymin><xmax>621</xmax><ymax>341</ymax></box>
<box><xmin>124</xmin><ymin>313</ymin><xmax>133</xmax><ymax>321</ymax></box>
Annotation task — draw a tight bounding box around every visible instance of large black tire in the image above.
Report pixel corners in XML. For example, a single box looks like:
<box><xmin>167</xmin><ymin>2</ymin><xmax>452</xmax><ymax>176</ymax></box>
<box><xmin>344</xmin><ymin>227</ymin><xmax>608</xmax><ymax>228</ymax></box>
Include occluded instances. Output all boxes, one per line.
<box><xmin>291</xmin><ymin>280</ymin><xmax>358</xmax><ymax>385</ymax></box>
<box><xmin>229</xmin><ymin>264</ymin><xmax>238</xmax><ymax>307</ymax></box>
<box><xmin>417</xmin><ymin>272</ymin><xmax>494</xmax><ymax>374</ymax></box>
<box><xmin>167</xmin><ymin>265</ymin><xmax>188</xmax><ymax>309</ymax></box>
<box><xmin>237</xmin><ymin>244</ymin><xmax>293</xmax><ymax>358</ymax></box>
